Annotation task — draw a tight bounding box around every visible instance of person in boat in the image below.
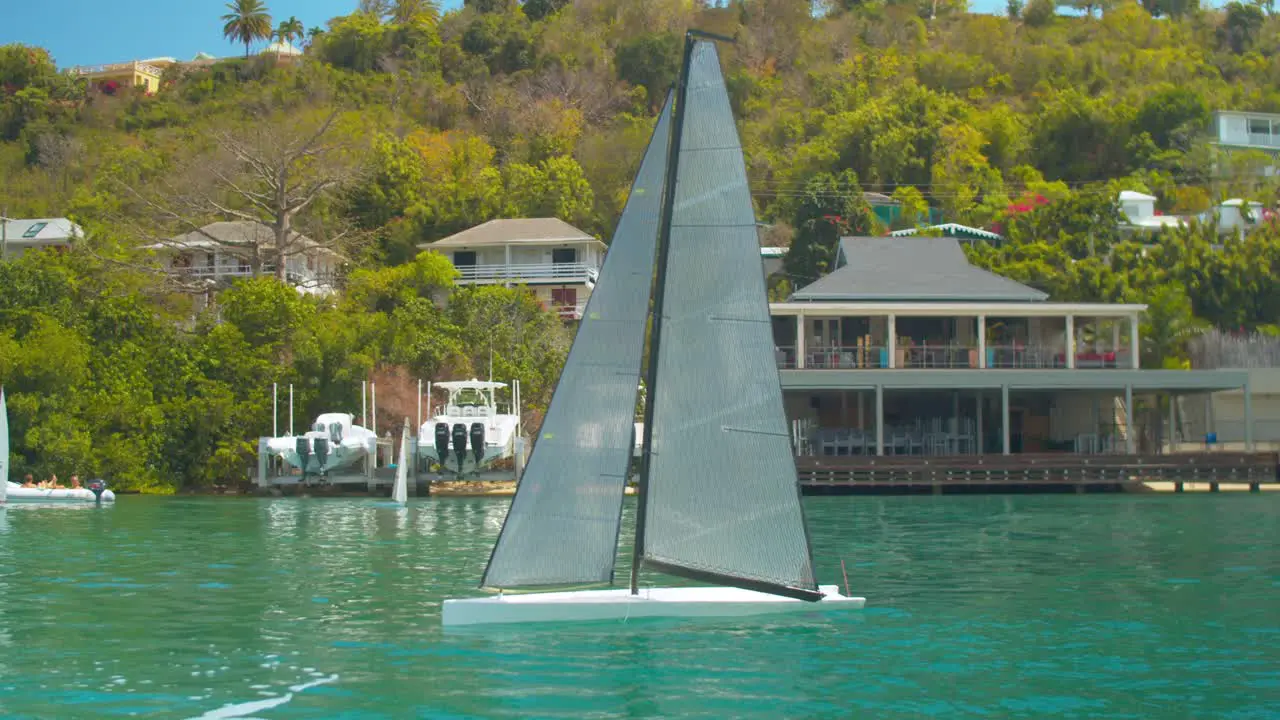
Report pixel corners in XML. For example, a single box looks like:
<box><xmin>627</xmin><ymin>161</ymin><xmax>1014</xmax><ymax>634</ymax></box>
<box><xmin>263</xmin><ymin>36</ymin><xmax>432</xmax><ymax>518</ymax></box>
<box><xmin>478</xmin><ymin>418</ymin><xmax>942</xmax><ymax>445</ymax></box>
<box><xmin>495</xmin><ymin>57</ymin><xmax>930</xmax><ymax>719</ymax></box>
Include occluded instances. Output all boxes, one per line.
<box><xmin>42</xmin><ymin>474</ymin><xmax>64</xmax><ymax>489</ymax></box>
<box><xmin>69</xmin><ymin>475</ymin><xmax>82</xmax><ymax>489</ymax></box>
<box><xmin>21</xmin><ymin>474</ymin><xmax>35</xmax><ymax>488</ymax></box>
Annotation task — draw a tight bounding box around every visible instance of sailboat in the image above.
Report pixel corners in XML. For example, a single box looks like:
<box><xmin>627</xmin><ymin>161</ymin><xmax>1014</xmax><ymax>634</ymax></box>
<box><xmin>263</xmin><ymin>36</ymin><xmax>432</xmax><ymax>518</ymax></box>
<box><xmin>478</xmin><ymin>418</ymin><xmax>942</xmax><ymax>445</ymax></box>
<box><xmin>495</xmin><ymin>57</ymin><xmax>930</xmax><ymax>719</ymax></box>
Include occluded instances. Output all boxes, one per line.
<box><xmin>442</xmin><ymin>33</ymin><xmax>864</xmax><ymax>627</ymax></box>
<box><xmin>392</xmin><ymin>421</ymin><xmax>409</xmax><ymax>505</ymax></box>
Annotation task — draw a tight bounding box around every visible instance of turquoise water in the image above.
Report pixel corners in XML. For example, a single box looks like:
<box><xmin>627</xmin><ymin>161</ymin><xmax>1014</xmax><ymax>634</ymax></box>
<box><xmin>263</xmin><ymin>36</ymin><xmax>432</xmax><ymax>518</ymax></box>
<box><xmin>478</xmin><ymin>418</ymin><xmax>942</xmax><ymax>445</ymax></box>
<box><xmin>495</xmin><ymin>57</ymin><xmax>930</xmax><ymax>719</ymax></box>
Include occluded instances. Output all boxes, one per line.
<box><xmin>0</xmin><ymin>495</ymin><xmax>1277</xmax><ymax>718</ymax></box>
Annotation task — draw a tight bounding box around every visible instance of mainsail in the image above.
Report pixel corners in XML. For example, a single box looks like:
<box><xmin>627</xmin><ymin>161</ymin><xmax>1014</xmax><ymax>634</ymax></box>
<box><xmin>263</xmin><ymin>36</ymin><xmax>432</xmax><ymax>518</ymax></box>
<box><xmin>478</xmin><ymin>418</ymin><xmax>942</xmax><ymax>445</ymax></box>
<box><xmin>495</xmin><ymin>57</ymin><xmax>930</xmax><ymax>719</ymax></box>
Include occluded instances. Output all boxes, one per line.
<box><xmin>480</xmin><ymin>94</ymin><xmax>674</xmax><ymax>589</ymax></box>
<box><xmin>639</xmin><ymin>40</ymin><xmax>820</xmax><ymax>599</ymax></box>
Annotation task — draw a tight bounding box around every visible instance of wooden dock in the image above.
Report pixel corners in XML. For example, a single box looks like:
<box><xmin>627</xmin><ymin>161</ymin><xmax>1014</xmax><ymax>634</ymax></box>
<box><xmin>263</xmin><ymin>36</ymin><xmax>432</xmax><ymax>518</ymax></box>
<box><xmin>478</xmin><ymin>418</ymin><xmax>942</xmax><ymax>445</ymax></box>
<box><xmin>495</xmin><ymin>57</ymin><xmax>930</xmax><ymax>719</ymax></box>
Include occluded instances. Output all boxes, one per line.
<box><xmin>796</xmin><ymin>452</ymin><xmax>1280</xmax><ymax>494</ymax></box>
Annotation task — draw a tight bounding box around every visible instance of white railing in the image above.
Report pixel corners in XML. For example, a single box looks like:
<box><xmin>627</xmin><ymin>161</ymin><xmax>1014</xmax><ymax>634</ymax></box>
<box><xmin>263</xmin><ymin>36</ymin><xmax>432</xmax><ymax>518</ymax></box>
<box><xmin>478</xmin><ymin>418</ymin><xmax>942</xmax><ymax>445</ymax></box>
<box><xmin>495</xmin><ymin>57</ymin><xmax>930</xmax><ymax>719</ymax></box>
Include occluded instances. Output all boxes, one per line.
<box><xmin>169</xmin><ymin>265</ymin><xmax>338</xmax><ymax>288</ymax></box>
<box><xmin>454</xmin><ymin>262</ymin><xmax>599</xmax><ymax>284</ymax></box>
<box><xmin>1247</xmin><ymin>132</ymin><xmax>1280</xmax><ymax>148</ymax></box>
<box><xmin>550</xmin><ymin>302</ymin><xmax>588</xmax><ymax>320</ymax></box>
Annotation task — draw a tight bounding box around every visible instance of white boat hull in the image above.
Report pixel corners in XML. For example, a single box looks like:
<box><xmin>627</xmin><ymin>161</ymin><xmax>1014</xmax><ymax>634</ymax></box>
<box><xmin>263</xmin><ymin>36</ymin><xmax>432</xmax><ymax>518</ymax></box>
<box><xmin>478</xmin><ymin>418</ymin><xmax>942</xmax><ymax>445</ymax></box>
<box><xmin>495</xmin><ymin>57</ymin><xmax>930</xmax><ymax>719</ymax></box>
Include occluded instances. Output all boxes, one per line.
<box><xmin>4</xmin><ymin>482</ymin><xmax>115</xmax><ymax>504</ymax></box>
<box><xmin>272</xmin><ymin>443</ymin><xmax>369</xmax><ymax>475</ymax></box>
<box><xmin>442</xmin><ymin>584</ymin><xmax>864</xmax><ymax>627</ymax></box>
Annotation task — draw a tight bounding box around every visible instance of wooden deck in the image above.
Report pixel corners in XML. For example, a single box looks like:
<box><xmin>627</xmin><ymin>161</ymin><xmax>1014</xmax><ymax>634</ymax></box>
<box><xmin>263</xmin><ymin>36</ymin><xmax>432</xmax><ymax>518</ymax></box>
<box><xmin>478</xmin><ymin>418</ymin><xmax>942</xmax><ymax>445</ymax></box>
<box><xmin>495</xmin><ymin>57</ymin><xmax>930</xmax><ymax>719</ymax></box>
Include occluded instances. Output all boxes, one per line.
<box><xmin>796</xmin><ymin>452</ymin><xmax>1280</xmax><ymax>493</ymax></box>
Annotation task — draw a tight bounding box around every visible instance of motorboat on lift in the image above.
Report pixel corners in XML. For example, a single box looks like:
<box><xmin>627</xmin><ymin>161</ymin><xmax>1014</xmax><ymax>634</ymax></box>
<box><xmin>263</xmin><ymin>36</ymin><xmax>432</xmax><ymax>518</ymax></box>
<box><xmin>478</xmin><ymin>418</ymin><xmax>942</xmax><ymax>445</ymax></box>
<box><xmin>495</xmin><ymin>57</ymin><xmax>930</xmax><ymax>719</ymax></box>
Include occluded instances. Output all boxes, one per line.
<box><xmin>265</xmin><ymin>413</ymin><xmax>377</xmax><ymax>477</ymax></box>
<box><xmin>418</xmin><ymin>380</ymin><xmax>520</xmax><ymax>476</ymax></box>
<box><xmin>2</xmin><ymin>388</ymin><xmax>115</xmax><ymax>504</ymax></box>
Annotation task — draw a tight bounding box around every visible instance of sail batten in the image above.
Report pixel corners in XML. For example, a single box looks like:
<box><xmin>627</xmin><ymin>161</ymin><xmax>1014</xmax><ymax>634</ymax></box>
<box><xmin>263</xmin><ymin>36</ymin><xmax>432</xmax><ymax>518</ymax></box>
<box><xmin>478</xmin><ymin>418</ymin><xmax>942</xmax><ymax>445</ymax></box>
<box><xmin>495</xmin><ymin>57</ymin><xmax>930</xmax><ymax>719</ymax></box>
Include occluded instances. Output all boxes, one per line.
<box><xmin>640</xmin><ymin>40</ymin><xmax>819</xmax><ymax>597</ymax></box>
<box><xmin>479</xmin><ymin>94</ymin><xmax>674</xmax><ymax>590</ymax></box>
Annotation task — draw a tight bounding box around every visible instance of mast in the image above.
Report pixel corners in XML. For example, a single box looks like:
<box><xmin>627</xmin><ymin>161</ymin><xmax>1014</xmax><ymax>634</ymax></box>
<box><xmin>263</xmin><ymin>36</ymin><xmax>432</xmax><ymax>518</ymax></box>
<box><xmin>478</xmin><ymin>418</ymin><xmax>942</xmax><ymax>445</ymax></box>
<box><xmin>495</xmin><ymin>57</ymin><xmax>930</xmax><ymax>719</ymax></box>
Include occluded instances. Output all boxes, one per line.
<box><xmin>631</xmin><ymin>31</ymin><xmax>699</xmax><ymax>596</ymax></box>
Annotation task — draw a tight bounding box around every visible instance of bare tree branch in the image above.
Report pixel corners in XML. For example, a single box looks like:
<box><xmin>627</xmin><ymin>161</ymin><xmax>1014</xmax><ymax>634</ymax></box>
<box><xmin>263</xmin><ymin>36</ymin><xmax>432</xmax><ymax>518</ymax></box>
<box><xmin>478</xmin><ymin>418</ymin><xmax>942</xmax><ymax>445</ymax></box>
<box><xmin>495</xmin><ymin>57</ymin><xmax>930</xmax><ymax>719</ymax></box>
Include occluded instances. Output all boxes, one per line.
<box><xmin>117</xmin><ymin>104</ymin><xmax>371</xmax><ymax>289</ymax></box>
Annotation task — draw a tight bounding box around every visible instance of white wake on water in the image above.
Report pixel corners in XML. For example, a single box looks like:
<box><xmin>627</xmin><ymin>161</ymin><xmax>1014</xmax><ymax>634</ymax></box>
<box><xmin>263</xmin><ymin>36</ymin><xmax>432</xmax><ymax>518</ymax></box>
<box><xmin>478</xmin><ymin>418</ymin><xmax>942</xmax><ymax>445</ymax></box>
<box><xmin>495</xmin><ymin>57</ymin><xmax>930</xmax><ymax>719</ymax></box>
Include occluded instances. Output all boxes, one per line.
<box><xmin>187</xmin><ymin>674</ymin><xmax>339</xmax><ymax>719</ymax></box>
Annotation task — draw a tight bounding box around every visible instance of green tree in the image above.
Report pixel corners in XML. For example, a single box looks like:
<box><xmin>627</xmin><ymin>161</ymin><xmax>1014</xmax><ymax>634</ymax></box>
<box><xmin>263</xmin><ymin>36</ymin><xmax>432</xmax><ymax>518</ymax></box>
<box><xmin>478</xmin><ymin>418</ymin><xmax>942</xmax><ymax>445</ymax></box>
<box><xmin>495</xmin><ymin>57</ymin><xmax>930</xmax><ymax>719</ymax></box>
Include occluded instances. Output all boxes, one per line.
<box><xmin>615</xmin><ymin>32</ymin><xmax>682</xmax><ymax>110</ymax></box>
<box><xmin>222</xmin><ymin>0</ymin><xmax>273</xmax><ymax>57</ymax></box>
<box><xmin>392</xmin><ymin>0</ymin><xmax>441</xmax><ymax>25</ymax></box>
<box><xmin>275</xmin><ymin>16</ymin><xmax>304</xmax><ymax>45</ymax></box>
<box><xmin>521</xmin><ymin>0</ymin><xmax>569</xmax><ymax>20</ymax></box>
<box><xmin>780</xmin><ymin>170</ymin><xmax>877</xmax><ymax>289</ymax></box>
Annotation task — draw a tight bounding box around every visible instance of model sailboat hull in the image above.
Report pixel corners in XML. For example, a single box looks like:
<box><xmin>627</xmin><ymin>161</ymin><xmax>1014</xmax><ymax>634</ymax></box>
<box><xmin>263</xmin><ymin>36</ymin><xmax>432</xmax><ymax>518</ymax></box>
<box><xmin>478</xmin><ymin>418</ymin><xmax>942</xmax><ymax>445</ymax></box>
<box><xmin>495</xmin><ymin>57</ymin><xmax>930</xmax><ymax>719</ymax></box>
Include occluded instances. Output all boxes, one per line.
<box><xmin>442</xmin><ymin>585</ymin><xmax>863</xmax><ymax>627</ymax></box>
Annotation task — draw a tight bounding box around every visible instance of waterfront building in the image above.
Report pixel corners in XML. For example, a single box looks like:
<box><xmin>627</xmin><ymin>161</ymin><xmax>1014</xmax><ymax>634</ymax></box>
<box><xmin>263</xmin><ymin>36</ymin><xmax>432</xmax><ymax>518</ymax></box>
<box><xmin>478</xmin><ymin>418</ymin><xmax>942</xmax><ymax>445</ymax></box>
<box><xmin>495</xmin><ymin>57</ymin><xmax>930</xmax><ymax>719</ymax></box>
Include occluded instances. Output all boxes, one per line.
<box><xmin>770</xmin><ymin>236</ymin><xmax>1253</xmax><ymax>457</ymax></box>
<box><xmin>421</xmin><ymin>218</ymin><xmax>605</xmax><ymax>320</ymax></box>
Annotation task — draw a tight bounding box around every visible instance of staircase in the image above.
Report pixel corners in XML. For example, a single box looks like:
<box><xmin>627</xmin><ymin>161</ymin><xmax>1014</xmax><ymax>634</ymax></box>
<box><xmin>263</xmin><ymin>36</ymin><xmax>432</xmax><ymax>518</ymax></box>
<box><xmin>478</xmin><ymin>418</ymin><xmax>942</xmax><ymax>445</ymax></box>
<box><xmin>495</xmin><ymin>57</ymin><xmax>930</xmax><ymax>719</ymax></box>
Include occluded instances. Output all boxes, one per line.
<box><xmin>1113</xmin><ymin>396</ymin><xmax>1130</xmax><ymax>450</ymax></box>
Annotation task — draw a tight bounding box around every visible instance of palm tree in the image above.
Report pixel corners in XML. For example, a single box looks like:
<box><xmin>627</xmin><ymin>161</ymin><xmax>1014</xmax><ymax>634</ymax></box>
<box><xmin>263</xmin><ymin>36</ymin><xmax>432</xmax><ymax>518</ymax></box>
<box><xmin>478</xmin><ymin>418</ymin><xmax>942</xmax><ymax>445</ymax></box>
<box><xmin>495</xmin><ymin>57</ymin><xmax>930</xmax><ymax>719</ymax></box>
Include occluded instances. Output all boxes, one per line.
<box><xmin>358</xmin><ymin>0</ymin><xmax>392</xmax><ymax>19</ymax></box>
<box><xmin>222</xmin><ymin>0</ymin><xmax>273</xmax><ymax>58</ymax></box>
<box><xmin>306</xmin><ymin>26</ymin><xmax>325</xmax><ymax>48</ymax></box>
<box><xmin>392</xmin><ymin>0</ymin><xmax>440</xmax><ymax>25</ymax></box>
<box><xmin>276</xmin><ymin>16</ymin><xmax>304</xmax><ymax>48</ymax></box>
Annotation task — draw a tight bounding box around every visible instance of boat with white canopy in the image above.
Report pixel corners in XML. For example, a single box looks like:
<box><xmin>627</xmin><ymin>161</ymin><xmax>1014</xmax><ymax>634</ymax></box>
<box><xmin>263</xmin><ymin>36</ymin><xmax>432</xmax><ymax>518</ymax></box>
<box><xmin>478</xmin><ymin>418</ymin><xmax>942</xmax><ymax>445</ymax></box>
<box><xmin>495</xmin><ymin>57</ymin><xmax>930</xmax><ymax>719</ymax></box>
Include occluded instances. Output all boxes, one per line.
<box><xmin>265</xmin><ymin>413</ymin><xmax>377</xmax><ymax>478</ymax></box>
<box><xmin>443</xmin><ymin>33</ymin><xmax>864</xmax><ymax>626</ymax></box>
<box><xmin>418</xmin><ymin>380</ymin><xmax>520</xmax><ymax>476</ymax></box>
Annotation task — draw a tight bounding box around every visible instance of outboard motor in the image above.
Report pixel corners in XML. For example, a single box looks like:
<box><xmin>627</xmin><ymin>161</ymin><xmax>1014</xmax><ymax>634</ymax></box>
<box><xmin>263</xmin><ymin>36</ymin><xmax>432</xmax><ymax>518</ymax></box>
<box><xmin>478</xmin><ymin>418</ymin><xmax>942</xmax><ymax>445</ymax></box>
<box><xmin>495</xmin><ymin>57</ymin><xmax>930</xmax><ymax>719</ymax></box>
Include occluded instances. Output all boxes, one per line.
<box><xmin>470</xmin><ymin>423</ymin><xmax>486</xmax><ymax>467</ymax></box>
<box><xmin>295</xmin><ymin>437</ymin><xmax>312</xmax><ymax>475</ymax></box>
<box><xmin>451</xmin><ymin>423</ymin><xmax>468</xmax><ymax>473</ymax></box>
<box><xmin>313</xmin><ymin>437</ymin><xmax>330</xmax><ymax>475</ymax></box>
<box><xmin>434</xmin><ymin>422</ymin><xmax>451</xmax><ymax>470</ymax></box>
<box><xmin>87</xmin><ymin>479</ymin><xmax>107</xmax><ymax>504</ymax></box>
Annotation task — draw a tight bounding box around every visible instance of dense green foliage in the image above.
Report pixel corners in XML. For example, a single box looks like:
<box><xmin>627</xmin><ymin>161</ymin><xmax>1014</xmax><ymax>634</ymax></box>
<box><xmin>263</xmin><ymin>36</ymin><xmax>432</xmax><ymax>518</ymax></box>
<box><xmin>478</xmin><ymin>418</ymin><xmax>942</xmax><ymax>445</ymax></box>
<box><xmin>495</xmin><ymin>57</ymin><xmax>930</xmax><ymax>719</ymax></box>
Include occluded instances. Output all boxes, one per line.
<box><xmin>3</xmin><ymin>0</ymin><xmax>1280</xmax><ymax>488</ymax></box>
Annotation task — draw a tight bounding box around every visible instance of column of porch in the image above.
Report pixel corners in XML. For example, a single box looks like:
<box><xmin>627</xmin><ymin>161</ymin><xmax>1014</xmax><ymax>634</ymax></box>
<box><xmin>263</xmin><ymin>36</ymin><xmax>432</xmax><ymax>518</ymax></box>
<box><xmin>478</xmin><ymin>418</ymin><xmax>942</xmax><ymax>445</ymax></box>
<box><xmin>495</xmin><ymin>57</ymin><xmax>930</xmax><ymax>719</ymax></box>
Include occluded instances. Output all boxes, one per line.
<box><xmin>1065</xmin><ymin>315</ymin><xmax>1075</xmax><ymax>369</ymax></box>
<box><xmin>978</xmin><ymin>315</ymin><xmax>987</xmax><ymax>369</ymax></box>
<box><xmin>796</xmin><ymin>312</ymin><xmax>805</xmax><ymax>369</ymax></box>
<box><xmin>1130</xmin><ymin>313</ymin><xmax>1141</xmax><ymax>369</ymax></box>
<box><xmin>887</xmin><ymin>314</ymin><xmax>897</xmax><ymax>369</ymax></box>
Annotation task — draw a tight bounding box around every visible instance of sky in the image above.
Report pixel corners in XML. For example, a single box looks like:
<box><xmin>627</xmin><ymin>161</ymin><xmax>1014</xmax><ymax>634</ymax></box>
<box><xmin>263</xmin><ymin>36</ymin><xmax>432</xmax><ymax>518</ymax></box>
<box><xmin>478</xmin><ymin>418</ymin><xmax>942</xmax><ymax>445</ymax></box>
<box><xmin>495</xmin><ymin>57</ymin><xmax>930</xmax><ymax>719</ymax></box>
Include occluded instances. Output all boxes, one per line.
<box><xmin>3</xmin><ymin>0</ymin><xmax>1028</xmax><ymax>70</ymax></box>
<box><xmin>1</xmin><ymin>0</ymin><xmax>464</xmax><ymax>69</ymax></box>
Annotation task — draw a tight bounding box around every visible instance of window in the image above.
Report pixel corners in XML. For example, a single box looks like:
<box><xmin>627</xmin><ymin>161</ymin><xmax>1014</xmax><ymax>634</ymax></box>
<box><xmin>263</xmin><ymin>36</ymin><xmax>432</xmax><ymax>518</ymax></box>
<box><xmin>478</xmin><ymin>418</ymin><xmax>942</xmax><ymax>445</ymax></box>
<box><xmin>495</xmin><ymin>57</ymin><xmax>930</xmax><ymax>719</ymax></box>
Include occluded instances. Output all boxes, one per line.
<box><xmin>551</xmin><ymin>248</ymin><xmax>578</xmax><ymax>264</ymax></box>
<box><xmin>453</xmin><ymin>251</ymin><xmax>477</xmax><ymax>266</ymax></box>
<box><xmin>22</xmin><ymin>222</ymin><xmax>47</xmax><ymax>238</ymax></box>
<box><xmin>1249</xmin><ymin>118</ymin><xmax>1273</xmax><ymax>136</ymax></box>
<box><xmin>551</xmin><ymin>287</ymin><xmax>577</xmax><ymax>308</ymax></box>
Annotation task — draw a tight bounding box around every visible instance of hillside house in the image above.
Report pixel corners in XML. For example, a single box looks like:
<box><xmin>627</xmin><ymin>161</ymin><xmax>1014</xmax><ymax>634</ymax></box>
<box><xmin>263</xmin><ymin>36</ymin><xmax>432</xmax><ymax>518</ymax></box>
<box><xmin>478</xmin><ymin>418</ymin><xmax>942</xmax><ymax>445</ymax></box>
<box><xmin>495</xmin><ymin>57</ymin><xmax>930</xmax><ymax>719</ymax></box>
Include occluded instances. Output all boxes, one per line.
<box><xmin>421</xmin><ymin>218</ymin><xmax>605</xmax><ymax>320</ymax></box>
<box><xmin>146</xmin><ymin>221</ymin><xmax>341</xmax><ymax>301</ymax></box>
<box><xmin>1</xmin><ymin>218</ymin><xmax>83</xmax><ymax>258</ymax></box>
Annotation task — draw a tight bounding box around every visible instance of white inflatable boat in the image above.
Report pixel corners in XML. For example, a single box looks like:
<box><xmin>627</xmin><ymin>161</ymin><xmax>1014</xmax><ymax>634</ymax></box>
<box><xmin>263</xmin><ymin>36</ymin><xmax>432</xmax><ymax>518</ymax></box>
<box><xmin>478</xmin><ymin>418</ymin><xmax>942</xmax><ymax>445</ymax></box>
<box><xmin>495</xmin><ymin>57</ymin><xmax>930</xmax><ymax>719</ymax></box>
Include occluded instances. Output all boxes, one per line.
<box><xmin>4</xmin><ymin>480</ymin><xmax>115</xmax><ymax>504</ymax></box>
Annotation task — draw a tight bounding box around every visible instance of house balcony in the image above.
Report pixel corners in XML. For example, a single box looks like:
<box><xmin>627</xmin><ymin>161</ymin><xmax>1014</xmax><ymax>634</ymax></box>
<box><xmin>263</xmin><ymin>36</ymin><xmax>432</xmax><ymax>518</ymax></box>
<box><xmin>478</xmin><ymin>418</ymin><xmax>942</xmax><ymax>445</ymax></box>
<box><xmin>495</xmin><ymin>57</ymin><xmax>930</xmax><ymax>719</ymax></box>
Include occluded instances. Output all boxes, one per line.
<box><xmin>770</xmin><ymin>303</ymin><xmax>1144</xmax><ymax>372</ymax></box>
<box><xmin>1247</xmin><ymin>133</ymin><xmax>1280</xmax><ymax>149</ymax></box>
<box><xmin>775</xmin><ymin>344</ymin><xmax>1134</xmax><ymax>370</ymax></box>
<box><xmin>454</xmin><ymin>262</ymin><xmax>599</xmax><ymax>285</ymax></box>
<box><xmin>169</xmin><ymin>265</ymin><xmax>338</xmax><ymax>291</ymax></box>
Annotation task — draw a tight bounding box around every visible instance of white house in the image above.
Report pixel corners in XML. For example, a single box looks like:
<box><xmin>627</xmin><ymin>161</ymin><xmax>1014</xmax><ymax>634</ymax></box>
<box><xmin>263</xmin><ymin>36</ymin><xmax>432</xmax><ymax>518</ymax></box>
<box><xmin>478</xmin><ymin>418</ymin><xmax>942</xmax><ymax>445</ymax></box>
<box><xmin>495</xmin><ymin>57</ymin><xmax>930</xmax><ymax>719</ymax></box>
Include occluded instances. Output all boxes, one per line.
<box><xmin>1211</xmin><ymin>110</ymin><xmax>1280</xmax><ymax>177</ymax></box>
<box><xmin>1118</xmin><ymin>191</ymin><xmax>1267</xmax><ymax>237</ymax></box>
<box><xmin>421</xmin><ymin>218</ymin><xmax>606</xmax><ymax>320</ymax></box>
<box><xmin>0</xmin><ymin>218</ymin><xmax>83</xmax><ymax>258</ymax></box>
<box><xmin>146</xmin><ymin>221</ymin><xmax>341</xmax><ymax>297</ymax></box>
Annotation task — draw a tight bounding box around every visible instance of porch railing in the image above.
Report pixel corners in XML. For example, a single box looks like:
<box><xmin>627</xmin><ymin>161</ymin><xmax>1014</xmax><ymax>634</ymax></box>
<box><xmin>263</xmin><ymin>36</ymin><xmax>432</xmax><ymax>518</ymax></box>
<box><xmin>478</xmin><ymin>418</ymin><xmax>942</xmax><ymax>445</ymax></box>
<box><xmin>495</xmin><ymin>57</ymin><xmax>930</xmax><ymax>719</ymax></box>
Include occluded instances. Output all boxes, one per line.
<box><xmin>781</xmin><ymin>343</ymin><xmax>1133</xmax><ymax>369</ymax></box>
<box><xmin>454</xmin><ymin>262</ymin><xmax>600</xmax><ymax>284</ymax></box>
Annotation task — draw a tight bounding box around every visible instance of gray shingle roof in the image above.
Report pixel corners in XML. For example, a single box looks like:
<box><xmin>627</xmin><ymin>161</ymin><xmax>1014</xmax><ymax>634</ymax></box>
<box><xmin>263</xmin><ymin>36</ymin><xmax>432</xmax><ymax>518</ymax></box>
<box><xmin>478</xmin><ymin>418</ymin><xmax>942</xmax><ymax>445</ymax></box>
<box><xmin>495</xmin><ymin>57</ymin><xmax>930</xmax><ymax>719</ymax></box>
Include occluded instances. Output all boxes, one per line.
<box><xmin>423</xmin><ymin>218</ymin><xmax>601</xmax><ymax>248</ymax></box>
<box><xmin>148</xmin><ymin>221</ymin><xmax>341</xmax><ymax>259</ymax></box>
<box><xmin>791</xmin><ymin>236</ymin><xmax>1048</xmax><ymax>302</ymax></box>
